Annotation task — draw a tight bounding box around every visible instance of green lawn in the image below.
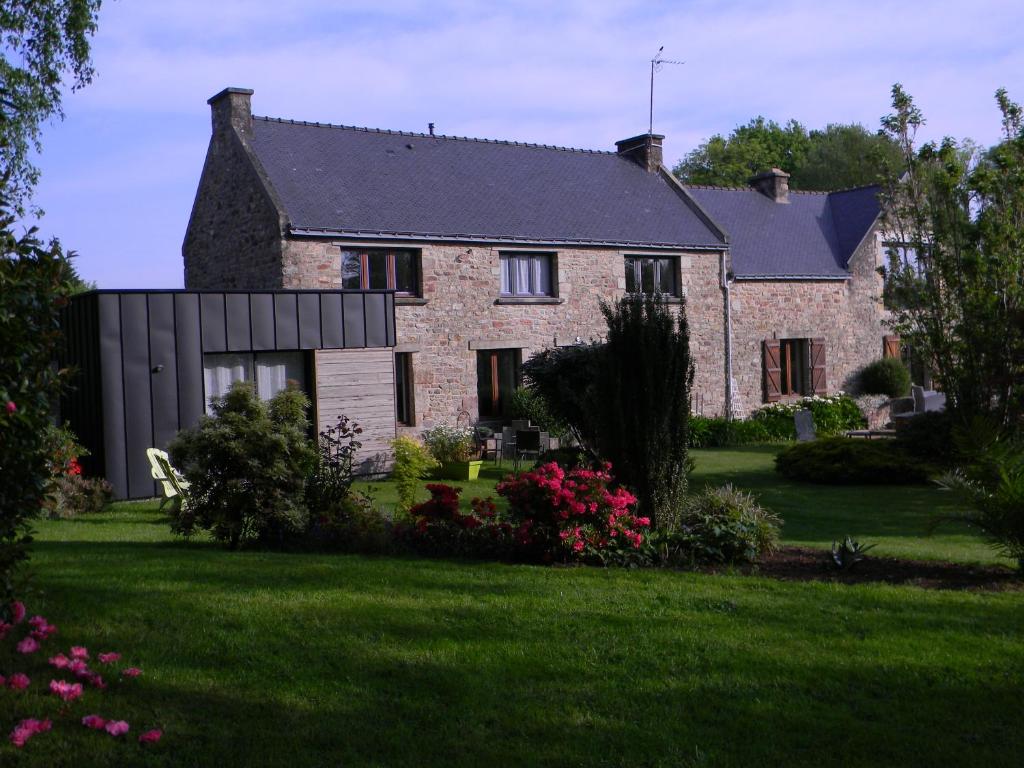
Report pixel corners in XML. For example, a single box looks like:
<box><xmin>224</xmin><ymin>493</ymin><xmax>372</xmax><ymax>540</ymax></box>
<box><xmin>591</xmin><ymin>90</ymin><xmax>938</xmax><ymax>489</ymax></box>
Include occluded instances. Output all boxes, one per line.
<box><xmin>3</xmin><ymin>449</ymin><xmax>1021</xmax><ymax>767</ymax></box>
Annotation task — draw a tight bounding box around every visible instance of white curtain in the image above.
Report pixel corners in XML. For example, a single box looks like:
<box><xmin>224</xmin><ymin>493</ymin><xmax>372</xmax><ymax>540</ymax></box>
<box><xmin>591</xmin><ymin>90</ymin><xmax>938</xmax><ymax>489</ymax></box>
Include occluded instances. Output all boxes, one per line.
<box><xmin>255</xmin><ymin>352</ymin><xmax>305</xmax><ymax>401</ymax></box>
<box><xmin>532</xmin><ymin>255</ymin><xmax>551</xmax><ymax>295</ymax></box>
<box><xmin>500</xmin><ymin>257</ymin><xmax>512</xmax><ymax>294</ymax></box>
<box><xmin>515</xmin><ymin>256</ymin><xmax>532</xmax><ymax>295</ymax></box>
<box><xmin>203</xmin><ymin>354</ymin><xmax>250</xmax><ymax>414</ymax></box>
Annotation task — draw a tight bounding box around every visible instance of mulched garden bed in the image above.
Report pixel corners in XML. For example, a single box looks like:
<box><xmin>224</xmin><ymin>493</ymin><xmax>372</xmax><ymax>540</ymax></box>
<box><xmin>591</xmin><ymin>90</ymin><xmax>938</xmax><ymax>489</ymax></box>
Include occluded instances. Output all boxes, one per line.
<box><xmin>725</xmin><ymin>546</ymin><xmax>1023</xmax><ymax>591</ymax></box>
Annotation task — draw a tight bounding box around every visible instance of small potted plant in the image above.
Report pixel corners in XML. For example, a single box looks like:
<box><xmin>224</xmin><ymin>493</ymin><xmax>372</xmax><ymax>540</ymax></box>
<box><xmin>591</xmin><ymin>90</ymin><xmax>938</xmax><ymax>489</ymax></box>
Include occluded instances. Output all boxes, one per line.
<box><xmin>421</xmin><ymin>425</ymin><xmax>482</xmax><ymax>481</ymax></box>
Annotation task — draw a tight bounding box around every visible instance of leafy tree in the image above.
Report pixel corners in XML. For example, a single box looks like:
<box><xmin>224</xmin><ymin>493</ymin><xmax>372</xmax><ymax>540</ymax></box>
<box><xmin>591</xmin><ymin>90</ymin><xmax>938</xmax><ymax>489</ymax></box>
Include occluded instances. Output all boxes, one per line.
<box><xmin>674</xmin><ymin>117</ymin><xmax>900</xmax><ymax>191</ymax></box>
<box><xmin>0</xmin><ymin>205</ymin><xmax>74</xmax><ymax>607</ymax></box>
<box><xmin>879</xmin><ymin>84</ymin><xmax>1024</xmax><ymax>430</ymax></box>
<box><xmin>0</xmin><ymin>0</ymin><xmax>102</xmax><ymax>210</ymax></box>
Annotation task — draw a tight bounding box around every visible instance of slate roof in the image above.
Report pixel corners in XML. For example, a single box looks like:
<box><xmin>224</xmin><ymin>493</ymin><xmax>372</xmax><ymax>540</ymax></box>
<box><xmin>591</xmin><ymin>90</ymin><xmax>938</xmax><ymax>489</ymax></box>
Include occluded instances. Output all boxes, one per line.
<box><xmin>685</xmin><ymin>184</ymin><xmax>881</xmax><ymax>278</ymax></box>
<box><xmin>248</xmin><ymin>117</ymin><xmax>726</xmax><ymax>249</ymax></box>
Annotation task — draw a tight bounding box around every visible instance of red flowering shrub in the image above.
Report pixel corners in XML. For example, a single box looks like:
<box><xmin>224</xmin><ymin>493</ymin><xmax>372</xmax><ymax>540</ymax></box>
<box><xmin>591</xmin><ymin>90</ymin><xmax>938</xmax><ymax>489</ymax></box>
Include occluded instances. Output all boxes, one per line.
<box><xmin>496</xmin><ymin>462</ymin><xmax>649</xmax><ymax>564</ymax></box>
<box><xmin>402</xmin><ymin>485</ymin><xmax>511</xmax><ymax>558</ymax></box>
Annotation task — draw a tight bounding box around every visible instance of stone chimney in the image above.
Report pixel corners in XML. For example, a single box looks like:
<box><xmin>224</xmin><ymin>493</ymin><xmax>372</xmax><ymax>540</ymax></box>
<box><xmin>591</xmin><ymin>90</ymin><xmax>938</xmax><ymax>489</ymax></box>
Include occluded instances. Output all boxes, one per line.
<box><xmin>615</xmin><ymin>133</ymin><xmax>664</xmax><ymax>172</ymax></box>
<box><xmin>208</xmin><ymin>87</ymin><xmax>254</xmax><ymax>138</ymax></box>
<box><xmin>750</xmin><ymin>168</ymin><xmax>790</xmax><ymax>203</ymax></box>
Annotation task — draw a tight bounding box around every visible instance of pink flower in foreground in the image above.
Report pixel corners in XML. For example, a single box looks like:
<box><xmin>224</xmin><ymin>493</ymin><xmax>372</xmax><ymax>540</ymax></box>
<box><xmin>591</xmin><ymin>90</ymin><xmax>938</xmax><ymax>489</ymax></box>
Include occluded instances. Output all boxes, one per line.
<box><xmin>70</xmin><ymin>646</ymin><xmax>89</xmax><ymax>660</ymax></box>
<box><xmin>9</xmin><ymin>718</ymin><xmax>51</xmax><ymax>748</ymax></box>
<box><xmin>49</xmin><ymin>679</ymin><xmax>83</xmax><ymax>702</ymax></box>
<box><xmin>16</xmin><ymin>636</ymin><xmax>39</xmax><ymax>654</ymax></box>
<box><xmin>29</xmin><ymin>619</ymin><xmax>57</xmax><ymax>641</ymax></box>
<box><xmin>86</xmin><ymin>673</ymin><xmax>107</xmax><ymax>690</ymax></box>
<box><xmin>5</xmin><ymin>401</ymin><xmax>16</xmax><ymax>415</ymax></box>
<box><xmin>11</xmin><ymin>601</ymin><xmax>26</xmax><ymax>624</ymax></box>
<box><xmin>49</xmin><ymin>653</ymin><xmax>70</xmax><ymax>669</ymax></box>
<box><xmin>138</xmin><ymin>729</ymin><xmax>162</xmax><ymax>744</ymax></box>
<box><xmin>68</xmin><ymin>659</ymin><xmax>89</xmax><ymax>676</ymax></box>
<box><xmin>0</xmin><ymin>621</ymin><xmax>11</xmax><ymax>640</ymax></box>
<box><xmin>98</xmin><ymin>652</ymin><xmax>121</xmax><ymax>664</ymax></box>
<box><xmin>81</xmin><ymin>714</ymin><xmax>106</xmax><ymax>730</ymax></box>
<box><xmin>121</xmin><ymin>667</ymin><xmax>141</xmax><ymax>678</ymax></box>
<box><xmin>104</xmin><ymin>720</ymin><xmax>129</xmax><ymax>737</ymax></box>
<box><xmin>8</xmin><ymin>673</ymin><xmax>30</xmax><ymax>690</ymax></box>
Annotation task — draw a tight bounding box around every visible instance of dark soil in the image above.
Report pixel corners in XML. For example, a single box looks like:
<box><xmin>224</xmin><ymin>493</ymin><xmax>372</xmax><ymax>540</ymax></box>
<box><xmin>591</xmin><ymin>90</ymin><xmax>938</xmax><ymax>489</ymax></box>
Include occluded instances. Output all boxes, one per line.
<box><xmin>726</xmin><ymin>546</ymin><xmax>1022</xmax><ymax>591</ymax></box>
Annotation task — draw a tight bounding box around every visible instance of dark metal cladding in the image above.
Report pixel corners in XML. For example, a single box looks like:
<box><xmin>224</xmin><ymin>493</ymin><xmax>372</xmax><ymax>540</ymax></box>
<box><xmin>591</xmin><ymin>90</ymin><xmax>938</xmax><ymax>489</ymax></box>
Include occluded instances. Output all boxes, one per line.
<box><xmin>365</xmin><ymin>293</ymin><xmax>387</xmax><ymax>348</ymax></box>
<box><xmin>120</xmin><ymin>294</ymin><xmax>155</xmax><ymax>499</ymax></box>
<box><xmin>273</xmin><ymin>293</ymin><xmax>299</xmax><ymax>349</ymax></box>
<box><xmin>174</xmin><ymin>293</ymin><xmax>204</xmax><ymax>430</ymax></box>
<box><xmin>297</xmin><ymin>292</ymin><xmax>321</xmax><ymax>349</ymax></box>
<box><xmin>147</xmin><ymin>293</ymin><xmax>180</xmax><ymax>455</ymax></box>
<box><xmin>320</xmin><ymin>293</ymin><xmax>344</xmax><ymax>348</ymax></box>
<box><xmin>225</xmin><ymin>293</ymin><xmax>252</xmax><ymax>351</ymax></box>
<box><xmin>97</xmin><ymin>293</ymin><xmax>128</xmax><ymax>499</ymax></box>
<box><xmin>342</xmin><ymin>293</ymin><xmax>366</xmax><ymax>347</ymax></box>
<box><xmin>200</xmin><ymin>293</ymin><xmax>227</xmax><ymax>352</ymax></box>
<box><xmin>249</xmin><ymin>293</ymin><xmax>276</xmax><ymax>350</ymax></box>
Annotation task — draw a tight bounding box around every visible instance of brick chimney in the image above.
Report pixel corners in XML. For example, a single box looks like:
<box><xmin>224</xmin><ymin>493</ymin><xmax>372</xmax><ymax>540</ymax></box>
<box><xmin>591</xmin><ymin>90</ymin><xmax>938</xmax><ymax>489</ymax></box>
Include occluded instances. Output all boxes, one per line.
<box><xmin>615</xmin><ymin>133</ymin><xmax>664</xmax><ymax>172</ymax></box>
<box><xmin>750</xmin><ymin>168</ymin><xmax>790</xmax><ymax>203</ymax></box>
<box><xmin>208</xmin><ymin>87</ymin><xmax>254</xmax><ymax>138</ymax></box>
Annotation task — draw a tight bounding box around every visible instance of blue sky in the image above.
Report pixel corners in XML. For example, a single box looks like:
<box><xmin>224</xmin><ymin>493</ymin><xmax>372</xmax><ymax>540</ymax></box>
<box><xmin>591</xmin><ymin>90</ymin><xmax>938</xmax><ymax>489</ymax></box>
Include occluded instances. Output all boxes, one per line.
<box><xmin>27</xmin><ymin>0</ymin><xmax>1024</xmax><ymax>288</ymax></box>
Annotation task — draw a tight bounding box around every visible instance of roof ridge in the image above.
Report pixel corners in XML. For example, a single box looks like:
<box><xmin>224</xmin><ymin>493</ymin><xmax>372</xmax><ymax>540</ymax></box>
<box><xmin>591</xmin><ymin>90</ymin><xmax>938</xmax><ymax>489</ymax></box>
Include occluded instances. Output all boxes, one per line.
<box><xmin>825</xmin><ymin>182</ymin><xmax>883</xmax><ymax>195</ymax></box>
<box><xmin>252</xmin><ymin>115</ymin><xmax>617</xmax><ymax>155</ymax></box>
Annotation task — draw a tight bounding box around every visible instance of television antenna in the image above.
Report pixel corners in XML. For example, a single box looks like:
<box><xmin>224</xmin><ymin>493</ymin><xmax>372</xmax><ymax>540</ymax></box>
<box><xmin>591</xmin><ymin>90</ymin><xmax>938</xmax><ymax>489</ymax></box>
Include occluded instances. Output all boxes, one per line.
<box><xmin>649</xmin><ymin>46</ymin><xmax>685</xmax><ymax>134</ymax></box>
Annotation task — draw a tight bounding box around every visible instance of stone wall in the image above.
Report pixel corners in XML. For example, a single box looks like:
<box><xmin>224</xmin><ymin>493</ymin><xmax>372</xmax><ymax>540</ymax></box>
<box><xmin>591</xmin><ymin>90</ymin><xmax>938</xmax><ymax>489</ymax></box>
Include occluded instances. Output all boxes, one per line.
<box><xmin>281</xmin><ymin>238</ymin><xmax>728</xmax><ymax>429</ymax></box>
<box><xmin>728</xmin><ymin>231</ymin><xmax>889</xmax><ymax>417</ymax></box>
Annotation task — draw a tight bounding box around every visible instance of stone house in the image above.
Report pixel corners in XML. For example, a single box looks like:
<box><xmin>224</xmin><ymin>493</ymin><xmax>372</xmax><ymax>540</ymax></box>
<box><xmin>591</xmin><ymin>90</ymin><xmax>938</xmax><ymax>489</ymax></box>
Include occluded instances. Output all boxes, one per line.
<box><xmin>183</xmin><ymin>87</ymin><xmax>891</xmax><ymax>452</ymax></box>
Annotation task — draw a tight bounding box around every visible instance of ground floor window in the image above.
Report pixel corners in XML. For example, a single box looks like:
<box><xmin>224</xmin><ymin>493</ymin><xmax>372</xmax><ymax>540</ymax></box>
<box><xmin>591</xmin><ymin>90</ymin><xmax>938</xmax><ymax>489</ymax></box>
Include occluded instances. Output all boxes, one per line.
<box><xmin>763</xmin><ymin>337</ymin><xmax>826</xmax><ymax>402</ymax></box>
<box><xmin>203</xmin><ymin>351</ymin><xmax>307</xmax><ymax>414</ymax></box>
<box><xmin>395</xmin><ymin>352</ymin><xmax>415</xmax><ymax>426</ymax></box>
<box><xmin>476</xmin><ymin>349</ymin><xmax>522</xmax><ymax>420</ymax></box>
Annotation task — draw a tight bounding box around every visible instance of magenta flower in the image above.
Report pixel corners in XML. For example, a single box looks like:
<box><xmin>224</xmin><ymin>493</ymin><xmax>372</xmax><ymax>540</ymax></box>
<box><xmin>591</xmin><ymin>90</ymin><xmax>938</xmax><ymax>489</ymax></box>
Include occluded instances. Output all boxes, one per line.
<box><xmin>8</xmin><ymin>673</ymin><xmax>30</xmax><ymax>690</ymax></box>
<box><xmin>121</xmin><ymin>667</ymin><xmax>142</xmax><ymax>678</ymax></box>
<box><xmin>49</xmin><ymin>653</ymin><xmax>70</xmax><ymax>669</ymax></box>
<box><xmin>49</xmin><ymin>679</ymin><xmax>84</xmax><ymax>703</ymax></box>
<box><xmin>0</xmin><ymin>621</ymin><xmax>10</xmax><ymax>640</ymax></box>
<box><xmin>70</xmin><ymin>646</ymin><xmax>89</xmax><ymax>660</ymax></box>
<box><xmin>81</xmin><ymin>714</ymin><xmax>106</xmax><ymax>730</ymax></box>
<box><xmin>5</xmin><ymin>401</ymin><xmax>16</xmax><ymax>415</ymax></box>
<box><xmin>98</xmin><ymin>652</ymin><xmax>121</xmax><ymax>664</ymax></box>
<box><xmin>86</xmin><ymin>673</ymin><xmax>107</xmax><ymax>690</ymax></box>
<box><xmin>68</xmin><ymin>659</ymin><xmax>88</xmax><ymax>675</ymax></box>
<box><xmin>11</xmin><ymin>601</ymin><xmax>26</xmax><ymax>624</ymax></box>
<box><xmin>9</xmin><ymin>718</ymin><xmax>51</xmax><ymax>748</ymax></box>
<box><xmin>29</xmin><ymin>618</ymin><xmax>57</xmax><ymax>641</ymax></box>
<box><xmin>138</xmin><ymin>729</ymin><xmax>163</xmax><ymax>744</ymax></box>
<box><xmin>16</xmin><ymin>636</ymin><xmax>39</xmax><ymax>654</ymax></box>
<box><xmin>105</xmin><ymin>720</ymin><xmax>129</xmax><ymax>737</ymax></box>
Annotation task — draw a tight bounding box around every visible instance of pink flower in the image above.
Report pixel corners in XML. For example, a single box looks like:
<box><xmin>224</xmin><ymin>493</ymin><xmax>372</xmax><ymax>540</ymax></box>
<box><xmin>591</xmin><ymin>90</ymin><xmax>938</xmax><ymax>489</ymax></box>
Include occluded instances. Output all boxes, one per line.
<box><xmin>49</xmin><ymin>679</ymin><xmax>83</xmax><ymax>702</ymax></box>
<box><xmin>49</xmin><ymin>653</ymin><xmax>70</xmax><ymax>669</ymax></box>
<box><xmin>121</xmin><ymin>667</ymin><xmax>142</xmax><ymax>678</ymax></box>
<box><xmin>0</xmin><ymin>621</ymin><xmax>10</xmax><ymax>640</ymax></box>
<box><xmin>11</xmin><ymin>601</ymin><xmax>26</xmax><ymax>624</ymax></box>
<box><xmin>105</xmin><ymin>720</ymin><xmax>129</xmax><ymax>737</ymax></box>
<box><xmin>138</xmin><ymin>729</ymin><xmax>163</xmax><ymax>744</ymax></box>
<box><xmin>98</xmin><ymin>652</ymin><xmax>121</xmax><ymax>664</ymax></box>
<box><xmin>9</xmin><ymin>718</ymin><xmax>51</xmax><ymax>748</ymax></box>
<box><xmin>86</xmin><ymin>673</ymin><xmax>107</xmax><ymax>690</ymax></box>
<box><xmin>82</xmin><ymin>714</ymin><xmax>106</xmax><ymax>730</ymax></box>
<box><xmin>30</xmin><ymin>621</ymin><xmax>57</xmax><ymax>641</ymax></box>
<box><xmin>68</xmin><ymin>659</ymin><xmax>89</xmax><ymax>675</ymax></box>
<box><xmin>5</xmin><ymin>401</ymin><xmax>16</xmax><ymax>415</ymax></box>
<box><xmin>70</xmin><ymin>646</ymin><xmax>89</xmax><ymax>660</ymax></box>
<box><xmin>572</xmin><ymin>539</ymin><xmax>585</xmax><ymax>552</ymax></box>
<box><xmin>16</xmin><ymin>636</ymin><xmax>39</xmax><ymax>654</ymax></box>
<box><xmin>8</xmin><ymin>673</ymin><xmax>30</xmax><ymax>690</ymax></box>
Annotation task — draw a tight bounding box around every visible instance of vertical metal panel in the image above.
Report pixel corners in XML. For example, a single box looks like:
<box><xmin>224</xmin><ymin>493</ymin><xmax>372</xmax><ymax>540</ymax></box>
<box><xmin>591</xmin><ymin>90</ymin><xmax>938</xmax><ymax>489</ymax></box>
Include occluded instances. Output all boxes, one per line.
<box><xmin>147</xmin><ymin>293</ymin><xmax>180</xmax><ymax>452</ymax></box>
<box><xmin>200</xmin><ymin>293</ymin><xmax>227</xmax><ymax>352</ymax></box>
<box><xmin>97</xmin><ymin>293</ymin><xmax>127</xmax><ymax>499</ymax></box>
<box><xmin>225</xmin><ymin>293</ymin><xmax>252</xmax><ymax>351</ymax></box>
<box><xmin>297</xmin><ymin>293</ymin><xmax>321</xmax><ymax>349</ymax></box>
<box><xmin>120</xmin><ymin>294</ymin><xmax>154</xmax><ymax>499</ymax></box>
<box><xmin>174</xmin><ymin>293</ymin><xmax>204</xmax><ymax>432</ymax></box>
<box><xmin>320</xmin><ymin>293</ymin><xmax>344</xmax><ymax>348</ymax></box>
<box><xmin>250</xmin><ymin>293</ymin><xmax>275</xmax><ymax>350</ymax></box>
<box><xmin>273</xmin><ymin>293</ymin><xmax>299</xmax><ymax>349</ymax></box>
<box><xmin>343</xmin><ymin>293</ymin><xmax>366</xmax><ymax>348</ymax></box>
<box><xmin>365</xmin><ymin>293</ymin><xmax>387</xmax><ymax>348</ymax></box>
<box><xmin>385</xmin><ymin>293</ymin><xmax>396</xmax><ymax>346</ymax></box>
<box><xmin>60</xmin><ymin>294</ymin><xmax>105</xmax><ymax>479</ymax></box>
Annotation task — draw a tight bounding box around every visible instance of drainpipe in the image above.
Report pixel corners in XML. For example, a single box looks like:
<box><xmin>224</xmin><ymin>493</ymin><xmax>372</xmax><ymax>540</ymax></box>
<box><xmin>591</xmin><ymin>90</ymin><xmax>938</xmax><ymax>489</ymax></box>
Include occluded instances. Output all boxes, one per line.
<box><xmin>721</xmin><ymin>250</ymin><xmax>735</xmax><ymax>421</ymax></box>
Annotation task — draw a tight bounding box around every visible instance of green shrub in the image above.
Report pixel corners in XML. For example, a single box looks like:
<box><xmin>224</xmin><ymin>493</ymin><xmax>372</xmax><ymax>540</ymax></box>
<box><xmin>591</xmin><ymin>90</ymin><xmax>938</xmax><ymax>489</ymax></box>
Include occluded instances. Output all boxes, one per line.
<box><xmin>688</xmin><ymin>416</ymin><xmax>773</xmax><ymax>448</ymax></box>
<box><xmin>895</xmin><ymin>411</ymin><xmax>957</xmax><ymax>467</ymax></box>
<box><xmin>509</xmin><ymin>386</ymin><xmax>569</xmax><ymax>439</ymax></box>
<box><xmin>860</xmin><ymin>358</ymin><xmax>911</xmax><ymax>397</ymax></box>
<box><xmin>651</xmin><ymin>484</ymin><xmax>780</xmax><ymax>566</ymax></box>
<box><xmin>535</xmin><ymin>447</ymin><xmax>592</xmax><ymax>469</ymax></box>
<box><xmin>774</xmin><ymin>437</ymin><xmax>931</xmax><ymax>485</ymax></box>
<box><xmin>169</xmin><ymin>382</ymin><xmax>317</xmax><ymax>549</ymax></box>
<box><xmin>521</xmin><ymin>343</ymin><xmax>604</xmax><ymax>453</ymax></box>
<box><xmin>752</xmin><ymin>395</ymin><xmax>866</xmax><ymax>440</ymax></box>
<box><xmin>306</xmin><ymin>415</ymin><xmax>363</xmax><ymax>515</ymax></box>
<box><xmin>421</xmin><ymin>424</ymin><xmax>476</xmax><ymax>464</ymax></box>
<box><xmin>307</xmin><ymin>491</ymin><xmax>391</xmax><ymax>554</ymax></box>
<box><xmin>390</xmin><ymin>435</ymin><xmax>439</xmax><ymax>517</ymax></box>
<box><xmin>42</xmin><ymin>424</ymin><xmax>112</xmax><ymax>518</ymax></box>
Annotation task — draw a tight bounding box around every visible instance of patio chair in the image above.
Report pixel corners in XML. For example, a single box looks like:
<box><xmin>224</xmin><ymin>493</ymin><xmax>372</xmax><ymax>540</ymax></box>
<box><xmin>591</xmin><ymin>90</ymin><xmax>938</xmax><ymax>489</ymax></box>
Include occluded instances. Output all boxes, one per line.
<box><xmin>146</xmin><ymin>448</ymin><xmax>191</xmax><ymax>509</ymax></box>
<box><xmin>513</xmin><ymin>428</ymin><xmax>543</xmax><ymax>472</ymax></box>
<box><xmin>794</xmin><ymin>409</ymin><xmax>816</xmax><ymax>442</ymax></box>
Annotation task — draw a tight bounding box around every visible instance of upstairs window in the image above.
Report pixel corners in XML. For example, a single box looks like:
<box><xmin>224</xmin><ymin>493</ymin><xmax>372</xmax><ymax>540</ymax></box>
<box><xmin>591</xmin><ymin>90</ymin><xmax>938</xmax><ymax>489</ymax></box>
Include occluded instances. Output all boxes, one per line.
<box><xmin>500</xmin><ymin>253</ymin><xmax>554</xmax><ymax>297</ymax></box>
<box><xmin>624</xmin><ymin>256</ymin><xmax>678</xmax><ymax>296</ymax></box>
<box><xmin>341</xmin><ymin>248</ymin><xmax>419</xmax><ymax>295</ymax></box>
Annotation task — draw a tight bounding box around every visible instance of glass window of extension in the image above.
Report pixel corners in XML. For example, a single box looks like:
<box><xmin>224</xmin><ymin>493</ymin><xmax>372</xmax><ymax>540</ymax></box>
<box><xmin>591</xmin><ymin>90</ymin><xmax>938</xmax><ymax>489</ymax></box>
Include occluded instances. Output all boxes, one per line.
<box><xmin>340</xmin><ymin>248</ymin><xmax>419</xmax><ymax>295</ymax></box>
<box><xmin>500</xmin><ymin>253</ymin><xmax>554</xmax><ymax>297</ymax></box>
<box><xmin>202</xmin><ymin>351</ymin><xmax>307</xmax><ymax>415</ymax></box>
<box><xmin>395</xmin><ymin>352</ymin><xmax>415</xmax><ymax>426</ymax></box>
<box><xmin>624</xmin><ymin>256</ymin><xmax>678</xmax><ymax>295</ymax></box>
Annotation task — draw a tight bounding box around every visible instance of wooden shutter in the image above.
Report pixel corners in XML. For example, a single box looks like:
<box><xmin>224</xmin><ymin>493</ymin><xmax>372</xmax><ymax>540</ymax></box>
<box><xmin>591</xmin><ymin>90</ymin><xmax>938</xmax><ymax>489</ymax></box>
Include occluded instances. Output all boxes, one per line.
<box><xmin>883</xmin><ymin>335</ymin><xmax>901</xmax><ymax>359</ymax></box>
<box><xmin>763</xmin><ymin>339</ymin><xmax>782</xmax><ymax>402</ymax></box>
<box><xmin>809</xmin><ymin>338</ymin><xmax>827</xmax><ymax>395</ymax></box>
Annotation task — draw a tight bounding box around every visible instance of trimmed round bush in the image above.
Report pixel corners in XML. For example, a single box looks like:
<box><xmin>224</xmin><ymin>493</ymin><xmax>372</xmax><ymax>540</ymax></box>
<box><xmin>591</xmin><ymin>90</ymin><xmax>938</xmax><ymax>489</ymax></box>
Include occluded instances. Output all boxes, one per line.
<box><xmin>774</xmin><ymin>437</ymin><xmax>930</xmax><ymax>485</ymax></box>
<box><xmin>860</xmin><ymin>358</ymin><xmax>911</xmax><ymax>398</ymax></box>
